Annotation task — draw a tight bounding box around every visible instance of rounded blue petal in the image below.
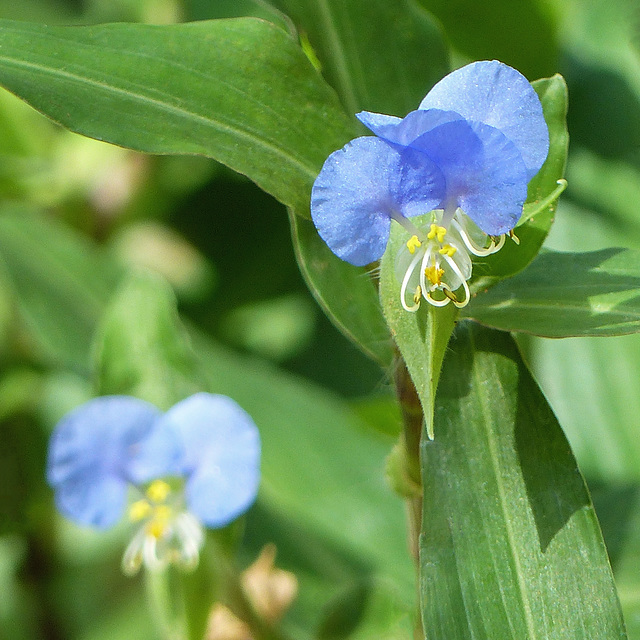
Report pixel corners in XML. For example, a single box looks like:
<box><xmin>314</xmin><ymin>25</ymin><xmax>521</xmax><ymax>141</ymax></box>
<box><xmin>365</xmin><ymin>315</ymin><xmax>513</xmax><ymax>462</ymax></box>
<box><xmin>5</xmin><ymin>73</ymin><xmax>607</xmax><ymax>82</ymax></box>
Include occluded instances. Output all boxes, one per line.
<box><xmin>185</xmin><ymin>457</ymin><xmax>261</xmax><ymax>528</ymax></box>
<box><xmin>157</xmin><ymin>393</ymin><xmax>261</xmax><ymax>527</ymax></box>
<box><xmin>419</xmin><ymin>60</ymin><xmax>549</xmax><ymax>180</ymax></box>
<box><xmin>462</xmin><ymin>122</ymin><xmax>529</xmax><ymax>234</ymax></box>
<box><xmin>311</xmin><ymin>136</ymin><xmax>445</xmax><ymax>266</ymax></box>
<box><xmin>54</xmin><ymin>474</ymin><xmax>128</xmax><ymax>530</ymax></box>
<box><xmin>127</xmin><ymin>419</ymin><xmax>184</xmax><ymax>485</ymax></box>
<box><xmin>47</xmin><ymin>396</ymin><xmax>162</xmax><ymax>528</ymax></box>
<box><xmin>357</xmin><ymin>108</ymin><xmax>464</xmax><ymax>147</ymax></box>
<box><xmin>411</xmin><ymin>119</ymin><xmax>528</xmax><ymax>234</ymax></box>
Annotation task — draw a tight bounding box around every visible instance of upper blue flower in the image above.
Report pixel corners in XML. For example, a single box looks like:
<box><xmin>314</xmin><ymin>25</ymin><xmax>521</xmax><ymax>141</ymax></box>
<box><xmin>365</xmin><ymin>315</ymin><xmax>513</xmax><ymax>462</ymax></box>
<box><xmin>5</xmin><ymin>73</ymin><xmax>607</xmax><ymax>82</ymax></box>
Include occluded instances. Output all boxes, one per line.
<box><xmin>311</xmin><ymin>60</ymin><xmax>549</xmax><ymax>269</ymax></box>
<box><xmin>47</xmin><ymin>392</ymin><xmax>261</xmax><ymax>531</ymax></box>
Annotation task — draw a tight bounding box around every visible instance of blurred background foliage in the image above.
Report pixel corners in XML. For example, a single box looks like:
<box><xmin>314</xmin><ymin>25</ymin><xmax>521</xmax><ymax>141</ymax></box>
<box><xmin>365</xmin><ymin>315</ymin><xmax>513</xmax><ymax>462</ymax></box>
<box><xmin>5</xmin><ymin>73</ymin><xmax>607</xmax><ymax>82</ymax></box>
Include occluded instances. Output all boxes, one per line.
<box><xmin>1</xmin><ymin>0</ymin><xmax>640</xmax><ymax>638</ymax></box>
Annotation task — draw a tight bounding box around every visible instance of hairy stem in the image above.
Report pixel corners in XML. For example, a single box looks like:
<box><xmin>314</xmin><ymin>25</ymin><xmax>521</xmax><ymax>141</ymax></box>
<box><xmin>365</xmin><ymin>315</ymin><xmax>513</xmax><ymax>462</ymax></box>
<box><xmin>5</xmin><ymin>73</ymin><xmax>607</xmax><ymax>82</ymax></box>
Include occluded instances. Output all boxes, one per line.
<box><xmin>394</xmin><ymin>356</ymin><xmax>424</xmax><ymax>563</ymax></box>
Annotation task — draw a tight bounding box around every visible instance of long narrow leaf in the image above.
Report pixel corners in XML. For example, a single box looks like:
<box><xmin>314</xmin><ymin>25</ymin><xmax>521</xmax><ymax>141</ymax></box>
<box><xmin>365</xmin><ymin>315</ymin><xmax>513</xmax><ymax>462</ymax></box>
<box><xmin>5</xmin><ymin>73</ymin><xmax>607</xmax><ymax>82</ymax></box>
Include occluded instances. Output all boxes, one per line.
<box><xmin>0</xmin><ymin>18</ymin><xmax>355</xmax><ymax>216</ymax></box>
<box><xmin>420</xmin><ymin>322</ymin><xmax>627</xmax><ymax>639</ymax></box>
<box><xmin>465</xmin><ymin>248</ymin><xmax>640</xmax><ymax>337</ymax></box>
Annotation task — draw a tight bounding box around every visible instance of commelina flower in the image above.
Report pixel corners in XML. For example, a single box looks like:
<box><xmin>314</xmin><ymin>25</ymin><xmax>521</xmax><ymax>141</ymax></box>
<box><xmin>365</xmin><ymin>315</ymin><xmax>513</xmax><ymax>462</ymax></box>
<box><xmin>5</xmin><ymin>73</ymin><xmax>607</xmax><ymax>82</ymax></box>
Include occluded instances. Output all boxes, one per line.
<box><xmin>47</xmin><ymin>392</ymin><xmax>261</xmax><ymax>575</ymax></box>
<box><xmin>311</xmin><ymin>60</ymin><xmax>549</xmax><ymax>311</ymax></box>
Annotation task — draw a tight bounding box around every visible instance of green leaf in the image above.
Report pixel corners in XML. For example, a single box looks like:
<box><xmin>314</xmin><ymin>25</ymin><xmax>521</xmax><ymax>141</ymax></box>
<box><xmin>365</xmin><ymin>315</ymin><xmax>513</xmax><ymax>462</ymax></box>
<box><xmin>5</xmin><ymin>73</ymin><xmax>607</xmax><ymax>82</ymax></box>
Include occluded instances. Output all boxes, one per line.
<box><xmin>290</xmin><ymin>211</ymin><xmax>392</xmax><ymax>366</ymax></box>
<box><xmin>379</xmin><ymin>222</ymin><xmax>458</xmax><ymax>439</ymax></box>
<box><xmin>188</xmin><ymin>0</ymin><xmax>295</xmax><ymax>34</ymax></box>
<box><xmin>530</xmin><ymin>333</ymin><xmax>640</xmax><ymax>484</ymax></box>
<box><xmin>316</xmin><ymin>577</ymin><xmax>414</xmax><ymax>640</ymax></box>
<box><xmin>0</xmin><ymin>206</ymin><xmax>121</xmax><ymax>370</ymax></box>
<box><xmin>475</xmin><ymin>74</ymin><xmax>569</xmax><ymax>284</ymax></box>
<box><xmin>93</xmin><ymin>270</ymin><xmax>203</xmax><ymax>408</ymax></box>
<box><xmin>270</xmin><ymin>0</ymin><xmax>449</xmax><ymax>116</ymax></box>
<box><xmin>591</xmin><ymin>483</ymin><xmax>640</xmax><ymax>640</ymax></box>
<box><xmin>420</xmin><ymin>322</ymin><xmax>627</xmax><ymax>639</ymax></box>
<box><xmin>0</xmin><ymin>18</ymin><xmax>355</xmax><ymax>217</ymax></box>
<box><xmin>465</xmin><ymin>248</ymin><xmax>640</xmax><ymax>337</ymax></box>
<box><xmin>415</xmin><ymin>0</ymin><xmax>558</xmax><ymax>80</ymax></box>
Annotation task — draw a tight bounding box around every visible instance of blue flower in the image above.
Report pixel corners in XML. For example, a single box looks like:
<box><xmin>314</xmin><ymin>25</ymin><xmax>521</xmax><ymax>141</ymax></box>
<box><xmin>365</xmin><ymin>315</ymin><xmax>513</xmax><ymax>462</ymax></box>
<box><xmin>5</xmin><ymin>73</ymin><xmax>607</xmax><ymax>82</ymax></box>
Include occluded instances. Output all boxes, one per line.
<box><xmin>47</xmin><ymin>393</ymin><xmax>261</xmax><ymax>574</ymax></box>
<box><xmin>311</xmin><ymin>60</ymin><xmax>549</xmax><ymax>310</ymax></box>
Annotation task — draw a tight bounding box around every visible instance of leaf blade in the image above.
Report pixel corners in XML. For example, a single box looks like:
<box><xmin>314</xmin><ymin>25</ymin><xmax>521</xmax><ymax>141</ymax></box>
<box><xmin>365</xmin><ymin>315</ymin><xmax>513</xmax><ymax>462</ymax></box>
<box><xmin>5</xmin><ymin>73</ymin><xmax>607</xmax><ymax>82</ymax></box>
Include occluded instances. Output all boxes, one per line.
<box><xmin>271</xmin><ymin>0</ymin><xmax>449</xmax><ymax>116</ymax></box>
<box><xmin>0</xmin><ymin>18</ymin><xmax>355</xmax><ymax>216</ymax></box>
<box><xmin>464</xmin><ymin>248</ymin><xmax>640</xmax><ymax>337</ymax></box>
<box><xmin>420</xmin><ymin>322</ymin><xmax>627</xmax><ymax>639</ymax></box>
<box><xmin>290</xmin><ymin>211</ymin><xmax>393</xmax><ymax>366</ymax></box>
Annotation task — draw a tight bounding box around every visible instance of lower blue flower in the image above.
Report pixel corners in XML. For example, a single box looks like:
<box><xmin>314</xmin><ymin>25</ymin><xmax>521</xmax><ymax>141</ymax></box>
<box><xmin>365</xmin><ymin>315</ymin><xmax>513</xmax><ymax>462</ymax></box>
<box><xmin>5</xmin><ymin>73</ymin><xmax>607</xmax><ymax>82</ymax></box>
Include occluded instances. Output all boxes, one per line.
<box><xmin>47</xmin><ymin>392</ymin><xmax>261</xmax><ymax>574</ymax></box>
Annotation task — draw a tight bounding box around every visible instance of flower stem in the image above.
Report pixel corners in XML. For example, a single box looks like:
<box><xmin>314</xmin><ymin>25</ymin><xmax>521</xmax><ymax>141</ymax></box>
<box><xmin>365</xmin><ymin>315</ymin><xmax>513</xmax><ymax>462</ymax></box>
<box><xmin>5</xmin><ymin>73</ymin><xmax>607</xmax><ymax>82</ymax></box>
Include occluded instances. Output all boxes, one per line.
<box><xmin>145</xmin><ymin>569</ymin><xmax>187</xmax><ymax>640</ymax></box>
<box><xmin>394</xmin><ymin>356</ymin><xmax>423</xmax><ymax>563</ymax></box>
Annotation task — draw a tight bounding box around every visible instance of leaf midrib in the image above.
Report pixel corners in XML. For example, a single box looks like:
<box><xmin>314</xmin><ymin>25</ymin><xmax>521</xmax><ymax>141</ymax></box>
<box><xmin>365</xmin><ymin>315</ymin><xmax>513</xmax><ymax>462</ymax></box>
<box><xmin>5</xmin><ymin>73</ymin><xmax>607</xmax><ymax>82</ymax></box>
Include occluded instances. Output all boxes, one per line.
<box><xmin>0</xmin><ymin>54</ymin><xmax>320</xmax><ymax>183</ymax></box>
<box><xmin>470</xmin><ymin>331</ymin><xmax>538</xmax><ymax>639</ymax></box>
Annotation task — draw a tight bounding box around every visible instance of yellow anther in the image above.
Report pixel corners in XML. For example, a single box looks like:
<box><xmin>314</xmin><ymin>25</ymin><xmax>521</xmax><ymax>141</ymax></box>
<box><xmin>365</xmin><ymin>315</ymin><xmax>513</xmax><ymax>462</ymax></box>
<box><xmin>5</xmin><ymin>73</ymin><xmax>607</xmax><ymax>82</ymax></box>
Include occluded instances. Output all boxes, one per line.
<box><xmin>146</xmin><ymin>505</ymin><xmax>172</xmax><ymax>539</ymax></box>
<box><xmin>406</xmin><ymin>235</ymin><xmax>422</xmax><ymax>254</ymax></box>
<box><xmin>413</xmin><ymin>285</ymin><xmax>422</xmax><ymax>305</ymax></box>
<box><xmin>147</xmin><ymin>519</ymin><xmax>167</xmax><ymax>539</ymax></box>
<box><xmin>439</xmin><ymin>244</ymin><xmax>457</xmax><ymax>257</ymax></box>
<box><xmin>146</xmin><ymin>480</ymin><xmax>171</xmax><ymax>503</ymax></box>
<box><xmin>427</xmin><ymin>224</ymin><xmax>447</xmax><ymax>244</ymax></box>
<box><xmin>129</xmin><ymin>499</ymin><xmax>152</xmax><ymax>522</ymax></box>
<box><xmin>508</xmin><ymin>229</ymin><xmax>520</xmax><ymax>245</ymax></box>
<box><xmin>424</xmin><ymin>265</ymin><xmax>445</xmax><ymax>286</ymax></box>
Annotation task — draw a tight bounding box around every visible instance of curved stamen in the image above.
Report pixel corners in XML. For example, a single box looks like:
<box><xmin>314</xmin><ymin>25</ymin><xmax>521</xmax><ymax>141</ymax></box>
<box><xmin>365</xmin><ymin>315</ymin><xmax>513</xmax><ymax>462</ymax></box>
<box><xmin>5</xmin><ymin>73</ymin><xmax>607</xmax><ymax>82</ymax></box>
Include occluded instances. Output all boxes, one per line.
<box><xmin>174</xmin><ymin>513</ymin><xmax>204</xmax><ymax>570</ymax></box>
<box><xmin>122</xmin><ymin>526</ymin><xmax>147</xmax><ymax>576</ymax></box>
<box><xmin>492</xmin><ymin>234</ymin><xmax>506</xmax><ymax>251</ymax></box>
<box><xmin>143</xmin><ymin>533</ymin><xmax>165</xmax><ymax>572</ymax></box>
<box><xmin>441</xmin><ymin>253</ymin><xmax>471</xmax><ymax>308</ymax></box>
<box><xmin>400</xmin><ymin>249</ymin><xmax>424</xmax><ymax>312</ymax></box>
<box><xmin>425</xmin><ymin>289</ymin><xmax>451</xmax><ymax>307</ymax></box>
<box><xmin>451</xmin><ymin>218</ymin><xmax>504</xmax><ymax>257</ymax></box>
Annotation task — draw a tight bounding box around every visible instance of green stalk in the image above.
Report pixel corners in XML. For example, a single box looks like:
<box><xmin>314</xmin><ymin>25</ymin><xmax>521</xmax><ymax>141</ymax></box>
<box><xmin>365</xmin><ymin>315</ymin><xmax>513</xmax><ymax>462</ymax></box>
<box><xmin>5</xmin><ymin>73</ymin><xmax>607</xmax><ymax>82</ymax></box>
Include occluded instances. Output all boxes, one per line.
<box><xmin>394</xmin><ymin>356</ymin><xmax>424</xmax><ymax>563</ymax></box>
<box><xmin>145</xmin><ymin>569</ymin><xmax>188</xmax><ymax>640</ymax></box>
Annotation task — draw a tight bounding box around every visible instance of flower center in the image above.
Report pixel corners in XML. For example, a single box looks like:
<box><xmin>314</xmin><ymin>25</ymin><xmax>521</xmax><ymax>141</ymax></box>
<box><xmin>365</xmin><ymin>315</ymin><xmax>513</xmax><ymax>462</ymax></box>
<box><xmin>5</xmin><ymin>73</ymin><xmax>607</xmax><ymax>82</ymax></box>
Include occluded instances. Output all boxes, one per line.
<box><xmin>122</xmin><ymin>479</ymin><xmax>204</xmax><ymax>576</ymax></box>
<box><xmin>397</xmin><ymin>209</ymin><xmax>511</xmax><ymax>312</ymax></box>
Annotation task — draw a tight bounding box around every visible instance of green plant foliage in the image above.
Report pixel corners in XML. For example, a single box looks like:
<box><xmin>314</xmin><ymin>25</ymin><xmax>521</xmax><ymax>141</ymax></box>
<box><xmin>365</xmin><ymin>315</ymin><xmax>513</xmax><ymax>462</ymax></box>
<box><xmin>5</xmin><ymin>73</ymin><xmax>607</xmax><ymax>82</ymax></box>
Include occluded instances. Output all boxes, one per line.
<box><xmin>465</xmin><ymin>248</ymin><xmax>640</xmax><ymax>337</ymax></box>
<box><xmin>269</xmin><ymin>0</ymin><xmax>449</xmax><ymax>116</ymax></box>
<box><xmin>0</xmin><ymin>206</ymin><xmax>121</xmax><ymax>370</ymax></box>
<box><xmin>0</xmin><ymin>18</ymin><xmax>355</xmax><ymax>216</ymax></box>
<box><xmin>1</xmin><ymin>2</ymin><xmax>640</xmax><ymax>639</ymax></box>
<box><xmin>93</xmin><ymin>271</ymin><xmax>204</xmax><ymax>408</ymax></box>
<box><xmin>415</xmin><ymin>0</ymin><xmax>559</xmax><ymax>79</ymax></box>
<box><xmin>379</xmin><ymin>222</ymin><xmax>458</xmax><ymax>439</ymax></box>
<box><xmin>290</xmin><ymin>212</ymin><xmax>392</xmax><ymax>366</ymax></box>
<box><xmin>0</xmin><ymin>208</ymin><xmax>413</xmax><ymax>636</ymax></box>
<box><xmin>421</xmin><ymin>322</ymin><xmax>627</xmax><ymax>639</ymax></box>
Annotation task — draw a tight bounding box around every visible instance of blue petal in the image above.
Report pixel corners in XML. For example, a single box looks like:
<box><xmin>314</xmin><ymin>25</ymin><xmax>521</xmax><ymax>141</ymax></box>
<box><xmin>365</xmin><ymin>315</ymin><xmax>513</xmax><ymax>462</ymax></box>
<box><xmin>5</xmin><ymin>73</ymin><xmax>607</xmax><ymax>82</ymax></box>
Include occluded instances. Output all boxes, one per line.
<box><xmin>411</xmin><ymin>119</ymin><xmax>528</xmax><ymax>234</ymax></box>
<box><xmin>311</xmin><ymin>136</ymin><xmax>444</xmax><ymax>266</ymax></box>
<box><xmin>419</xmin><ymin>60</ymin><xmax>549</xmax><ymax>180</ymax></box>
<box><xmin>127</xmin><ymin>420</ymin><xmax>183</xmax><ymax>485</ymax></box>
<box><xmin>47</xmin><ymin>396</ymin><xmax>161</xmax><ymax>528</ymax></box>
<box><xmin>185</xmin><ymin>456</ymin><xmax>261</xmax><ymax>528</ymax></box>
<box><xmin>54</xmin><ymin>473</ymin><xmax>128</xmax><ymax>529</ymax></box>
<box><xmin>355</xmin><ymin>111</ymin><xmax>401</xmax><ymax>133</ymax></box>
<box><xmin>357</xmin><ymin>108</ymin><xmax>464</xmax><ymax>146</ymax></box>
<box><xmin>157</xmin><ymin>393</ymin><xmax>261</xmax><ymax>526</ymax></box>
